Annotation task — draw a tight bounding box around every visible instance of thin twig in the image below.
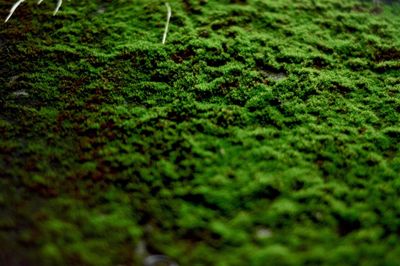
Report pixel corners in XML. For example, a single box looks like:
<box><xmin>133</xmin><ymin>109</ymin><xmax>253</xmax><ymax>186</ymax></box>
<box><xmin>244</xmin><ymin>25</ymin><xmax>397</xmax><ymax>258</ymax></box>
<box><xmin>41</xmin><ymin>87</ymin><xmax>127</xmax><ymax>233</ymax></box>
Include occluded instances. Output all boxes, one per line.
<box><xmin>162</xmin><ymin>3</ymin><xmax>171</xmax><ymax>44</ymax></box>
<box><xmin>53</xmin><ymin>0</ymin><xmax>62</xmax><ymax>16</ymax></box>
<box><xmin>38</xmin><ymin>0</ymin><xmax>44</xmax><ymax>4</ymax></box>
<box><xmin>4</xmin><ymin>0</ymin><xmax>25</xmax><ymax>23</ymax></box>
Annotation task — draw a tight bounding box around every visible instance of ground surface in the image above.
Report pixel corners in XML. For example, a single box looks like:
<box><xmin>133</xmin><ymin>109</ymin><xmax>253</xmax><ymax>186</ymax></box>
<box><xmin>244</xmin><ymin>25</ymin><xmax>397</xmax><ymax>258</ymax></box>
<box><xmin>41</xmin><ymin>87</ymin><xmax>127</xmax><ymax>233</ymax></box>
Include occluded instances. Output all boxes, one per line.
<box><xmin>1</xmin><ymin>0</ymin><xmax>400</xmax><ymax>265</ymax></box>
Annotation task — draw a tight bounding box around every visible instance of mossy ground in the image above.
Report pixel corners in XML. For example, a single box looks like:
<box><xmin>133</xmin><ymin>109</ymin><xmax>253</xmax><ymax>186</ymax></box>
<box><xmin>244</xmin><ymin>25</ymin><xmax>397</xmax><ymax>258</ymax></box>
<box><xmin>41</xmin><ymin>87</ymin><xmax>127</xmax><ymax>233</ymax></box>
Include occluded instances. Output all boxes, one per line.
<box><xmin>1</xmin><ymin>0</ymin><xmax>400</xmax><ymax>265</ymax></box>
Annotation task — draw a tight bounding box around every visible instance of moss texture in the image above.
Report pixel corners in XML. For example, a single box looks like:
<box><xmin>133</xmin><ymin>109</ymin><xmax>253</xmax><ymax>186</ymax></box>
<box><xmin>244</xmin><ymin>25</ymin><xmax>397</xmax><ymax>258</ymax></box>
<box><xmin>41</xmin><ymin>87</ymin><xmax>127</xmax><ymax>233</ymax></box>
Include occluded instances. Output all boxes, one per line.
<box><xmin>1</xmin><ymin>0</ymin><xmax>400</xmax><ymax>265</ymax></box>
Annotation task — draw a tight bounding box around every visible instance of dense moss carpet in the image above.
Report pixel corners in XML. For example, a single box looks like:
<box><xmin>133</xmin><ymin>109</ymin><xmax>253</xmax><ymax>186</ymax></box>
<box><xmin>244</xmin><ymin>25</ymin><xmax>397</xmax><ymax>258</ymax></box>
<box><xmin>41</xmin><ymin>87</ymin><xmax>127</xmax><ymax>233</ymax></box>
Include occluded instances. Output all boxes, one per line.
<box><xmin>1</xmin><ymin>0</ymin><xmax>400</xmax><ymax>265</ymax></box>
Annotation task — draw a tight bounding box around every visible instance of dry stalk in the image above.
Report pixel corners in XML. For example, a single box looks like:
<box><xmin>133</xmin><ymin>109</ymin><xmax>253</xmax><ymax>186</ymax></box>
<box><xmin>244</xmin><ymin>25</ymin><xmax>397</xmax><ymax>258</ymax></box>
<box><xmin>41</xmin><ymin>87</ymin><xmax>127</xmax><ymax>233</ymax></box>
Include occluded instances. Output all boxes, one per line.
<box><xmin>4</xmin><ymin>0</ymin><xmax>25</xmax><ymax>23</ymax></box>
<box><xmin>4</xmin><ymin>0</ymin><xmax>63</xmax><ymax>23</ymax></box>
<box><xmin>162</xmin><ymin>3</ymin><xmax>171</xmax><ymax>44</ymax></box>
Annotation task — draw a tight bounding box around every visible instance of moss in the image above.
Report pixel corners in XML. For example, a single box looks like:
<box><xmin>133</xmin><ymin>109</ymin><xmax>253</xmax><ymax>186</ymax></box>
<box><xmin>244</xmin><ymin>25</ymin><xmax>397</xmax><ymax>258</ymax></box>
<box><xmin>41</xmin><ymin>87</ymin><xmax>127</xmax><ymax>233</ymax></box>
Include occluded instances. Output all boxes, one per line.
<box><xmin>1</xmin><ymin>0</ymin><xmax>400</xmax><ymax>265</ymax></box>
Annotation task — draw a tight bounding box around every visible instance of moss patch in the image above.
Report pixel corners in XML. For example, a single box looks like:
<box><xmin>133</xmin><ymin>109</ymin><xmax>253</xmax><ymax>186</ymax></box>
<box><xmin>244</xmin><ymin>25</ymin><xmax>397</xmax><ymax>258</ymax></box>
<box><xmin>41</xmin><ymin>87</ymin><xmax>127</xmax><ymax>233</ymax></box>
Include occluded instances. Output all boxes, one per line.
<box><xmin>1</xmin><ymin>0</ymin><xmax>400</xmax><ymax>265</ymax></box>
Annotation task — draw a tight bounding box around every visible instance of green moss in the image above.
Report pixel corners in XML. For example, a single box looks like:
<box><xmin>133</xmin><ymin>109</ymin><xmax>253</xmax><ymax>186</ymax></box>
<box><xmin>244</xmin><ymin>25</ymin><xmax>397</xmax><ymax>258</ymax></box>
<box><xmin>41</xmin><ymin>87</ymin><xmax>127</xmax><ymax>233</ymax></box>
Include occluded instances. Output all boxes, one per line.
<box><xmin>1</xmin><ymin>0</ymin><xmax>400</xmax><ymax>265</ymax></box>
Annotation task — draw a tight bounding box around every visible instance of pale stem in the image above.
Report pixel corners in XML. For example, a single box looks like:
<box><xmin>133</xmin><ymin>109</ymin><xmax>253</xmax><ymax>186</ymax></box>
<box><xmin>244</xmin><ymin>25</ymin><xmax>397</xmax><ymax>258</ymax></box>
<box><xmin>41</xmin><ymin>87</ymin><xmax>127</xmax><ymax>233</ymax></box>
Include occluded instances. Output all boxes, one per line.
<box><xmin>5</xmin><ymin>0</ymin><xmax>25</xmax><ymax>23</ymax></box>
<box><xmin>53</xmin><ymin>0</ymin><xmax>62</xmax><ymax>15</ymax></box>
<box><xmin>162</xmin><ymin>3</ymin><xmax>171</xmax><ymax>44</ymax></box>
